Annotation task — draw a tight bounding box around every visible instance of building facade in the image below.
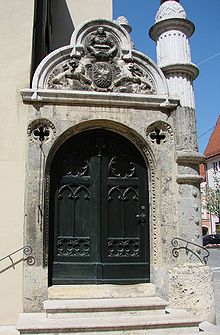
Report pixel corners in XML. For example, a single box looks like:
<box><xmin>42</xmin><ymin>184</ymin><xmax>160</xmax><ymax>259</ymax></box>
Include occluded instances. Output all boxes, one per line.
<box><xmin>0</xmin><ymin>0</ymin><xmax>112</xmax><ymax>325</ymax></box>
<box><xmin>0</xmin><ymin>0</ymin><xmax>216</xmax><ymax>328</ymax></box>
<box><xmin>201</xmin><ymin>116</ymin><xmax>220</xmax><ymax>235</ymax></box>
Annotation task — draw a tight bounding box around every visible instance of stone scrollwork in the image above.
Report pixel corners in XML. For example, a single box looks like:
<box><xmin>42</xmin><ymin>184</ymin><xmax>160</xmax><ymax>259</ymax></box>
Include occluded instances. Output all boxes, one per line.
<box><xmin>47</xmin><ymin>59</ymin><xmax>92</xmax><ymax>91</ymax></box>
<box><xmin>46</xmin><ymin>26</ymin><xmax>156</xmax><ymax>95</ymax></box>
<box><xmin>28</xmin><ymin>119</ymin><xmax>56</xmax><ymax>144</ymax></box>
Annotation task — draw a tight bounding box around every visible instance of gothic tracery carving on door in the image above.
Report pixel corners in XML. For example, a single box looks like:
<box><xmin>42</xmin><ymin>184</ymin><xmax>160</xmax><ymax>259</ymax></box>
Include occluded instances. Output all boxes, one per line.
<box><xmin>48</xmin><ymin>130</ymin><xmax>150</xmax><ymax>284</ymax></box>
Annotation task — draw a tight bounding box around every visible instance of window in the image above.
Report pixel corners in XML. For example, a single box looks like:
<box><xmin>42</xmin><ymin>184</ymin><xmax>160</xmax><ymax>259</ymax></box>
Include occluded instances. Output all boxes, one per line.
<box><xmin>213</xmin><ymin>162</ymin><xmax>218</xmax><ymax>171</ymax></box>
<box><xmin>216</xmin><ymin>223</ymin><xmax>220</xmax><ymax>234</ymax></box>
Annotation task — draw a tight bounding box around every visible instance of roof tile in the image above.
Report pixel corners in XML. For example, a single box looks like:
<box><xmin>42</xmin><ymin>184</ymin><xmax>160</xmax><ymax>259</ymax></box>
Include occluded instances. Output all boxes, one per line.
<box><xmin>204</xmin><ymin>116</ymin><xmax>220</xmax><ymax>158</ymax></box>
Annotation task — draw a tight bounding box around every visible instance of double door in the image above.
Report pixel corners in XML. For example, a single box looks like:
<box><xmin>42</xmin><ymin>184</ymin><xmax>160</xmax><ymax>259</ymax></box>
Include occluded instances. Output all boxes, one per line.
<box><xmin>49</xmin><ymin>130</ymin><xmax>149</xmax><ymax>284</ymax></box>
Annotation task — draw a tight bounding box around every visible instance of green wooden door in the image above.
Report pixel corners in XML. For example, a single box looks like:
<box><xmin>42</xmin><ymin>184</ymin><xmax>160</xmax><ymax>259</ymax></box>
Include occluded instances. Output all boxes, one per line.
<box><xmin>49</xmin><ymin>130</ymin><xmax>149</xmax><ymax>285</ymax></box>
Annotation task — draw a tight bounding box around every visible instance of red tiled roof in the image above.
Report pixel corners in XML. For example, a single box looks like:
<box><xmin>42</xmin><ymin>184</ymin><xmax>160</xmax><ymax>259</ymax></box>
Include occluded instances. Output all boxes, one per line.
<box><xmin>204</xmin><ymin>116</ymin><xmax>220</xmax><ymax>158</ymax></box>
<box><xmin>199</xmin><ymin>163</ymin><xmax>206</xmax><ymax>179</ymax></box>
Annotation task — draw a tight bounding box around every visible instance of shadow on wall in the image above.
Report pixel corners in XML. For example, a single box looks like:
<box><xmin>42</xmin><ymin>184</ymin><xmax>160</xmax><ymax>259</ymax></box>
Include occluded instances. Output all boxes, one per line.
<box><xmin>51</xmin><ymin>0</ymin><xmax>75</xmax><ymax>51</ymax></box>
<box><xmin>0</xmin><ymin>259</ymin><xmax>24</xmax><ymax>274</ymax></box>
<box><xmin>31</xmin><ymin>0</ymin><xmax>75</xmax><ymax>80</ymax></box>
<box><xmin>0</xmin><ymin>247</ymin><xmax>35</xmax><ymax>274</ymax></box>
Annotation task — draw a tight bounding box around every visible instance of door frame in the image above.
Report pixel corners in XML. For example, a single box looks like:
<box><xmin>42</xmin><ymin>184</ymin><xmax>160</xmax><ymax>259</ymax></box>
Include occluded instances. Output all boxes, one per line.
<box><xmin>43</xmin><ymin>120</ymin><xmax>156</xmax><ymax>284</ymax></box>
<box><xmin>23</xmin><ymin>118</ymin><xmax>159</xmax><ymax>313</ymax></box>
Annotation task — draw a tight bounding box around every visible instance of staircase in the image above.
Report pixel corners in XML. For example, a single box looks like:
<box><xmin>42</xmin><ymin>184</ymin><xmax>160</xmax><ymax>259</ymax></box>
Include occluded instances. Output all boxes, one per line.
<box><xmin>16</xmin><ymin>293</ymin><xmax>220</xmax><ymax>334</ymax></box>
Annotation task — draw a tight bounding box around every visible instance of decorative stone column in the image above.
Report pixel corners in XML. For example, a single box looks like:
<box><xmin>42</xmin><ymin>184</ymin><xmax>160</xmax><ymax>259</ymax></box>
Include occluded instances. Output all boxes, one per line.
<box><xmin>150</xmin><ymin>0</ymin><xmax>198</xmax><ymax>108</ymax></box>
<box><xmin>150</xmin><ymin>0</ymin><xmax>203</xmax><ymax>259</ymax></box>
<box><xmin>150</xmin><ymin>0</ymin><xmax>215</xmax><ymax>323</ymax></box>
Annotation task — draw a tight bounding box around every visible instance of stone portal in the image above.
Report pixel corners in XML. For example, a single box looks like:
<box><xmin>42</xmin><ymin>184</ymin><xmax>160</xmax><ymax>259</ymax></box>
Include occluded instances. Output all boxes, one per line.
<box><xmin>21</xmin><ymin>2</ymin><xmax>215</xmax><ymax>323</ymax></box>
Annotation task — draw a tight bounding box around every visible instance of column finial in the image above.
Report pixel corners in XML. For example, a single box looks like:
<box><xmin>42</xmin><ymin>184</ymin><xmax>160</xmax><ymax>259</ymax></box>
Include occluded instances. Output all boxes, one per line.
<box><xmin>160</xmin><ymin>0</ymin><xmax>179</xmax><ymax>4</ymax></box>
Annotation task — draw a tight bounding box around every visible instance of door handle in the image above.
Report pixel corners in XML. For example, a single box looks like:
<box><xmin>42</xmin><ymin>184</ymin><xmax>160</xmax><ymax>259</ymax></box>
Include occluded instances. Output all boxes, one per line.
<box><xmin>136</xmin><ymin>206</ymin><xmax>146</xmax><ymax>225</ymax></box>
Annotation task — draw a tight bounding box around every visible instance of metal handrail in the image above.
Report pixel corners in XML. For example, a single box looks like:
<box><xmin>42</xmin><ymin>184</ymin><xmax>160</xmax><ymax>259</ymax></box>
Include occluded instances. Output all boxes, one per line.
<box><xmin>171</xmin><ymin>237</ymin><xmax>210</xmax><ymax>265</ymax></box>
<box><xmin>0</xmin><ymin>246</ymin><xmax>35</xmax><ymax>269</ymax></box>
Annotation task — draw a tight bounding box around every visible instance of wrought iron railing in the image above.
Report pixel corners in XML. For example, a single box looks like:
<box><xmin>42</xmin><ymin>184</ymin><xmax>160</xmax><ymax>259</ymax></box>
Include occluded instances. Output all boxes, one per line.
<box><xmin>171</xmin><ymin>237</ymin><xmax>210</xmax><ymax>265</ymax></box>
<box><xmin>0</xmin><ymin>246</ymin><xmax>35</xmax><ymax>269</ymax></box>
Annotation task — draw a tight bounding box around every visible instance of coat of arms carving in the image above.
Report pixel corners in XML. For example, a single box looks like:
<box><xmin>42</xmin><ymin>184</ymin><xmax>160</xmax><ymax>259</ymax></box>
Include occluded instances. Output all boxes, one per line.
<box><xmin>46</xmin><ymin>26</ymin><xmax>156</xmax><ymax>95</ymax></box>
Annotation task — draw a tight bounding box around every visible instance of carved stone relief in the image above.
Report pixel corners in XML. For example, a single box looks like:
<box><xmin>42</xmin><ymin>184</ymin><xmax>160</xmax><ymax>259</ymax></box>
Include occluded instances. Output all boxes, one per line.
<box><xmin>155</xmin><ymin>1</ymin><xmax>186</xmax><ymax>22</ymax></box>
<box><xmin>28</xmin><ymin>119</ymin><xmax>56</xmax><ymax>144</ymax></box>
<box><xmin>146</xmin><ymin>121</ymin><xmax>173</xmax><ymax>147</ymax></box>
<box><xmin>85</xmin><ymin>26</ymin><xmax>119</xmax><ymax>61</ymax></box>
<box><xmin>46</xmin><ymin>26</ymin><xmax>156</xmax><ymax>95</ymax></box>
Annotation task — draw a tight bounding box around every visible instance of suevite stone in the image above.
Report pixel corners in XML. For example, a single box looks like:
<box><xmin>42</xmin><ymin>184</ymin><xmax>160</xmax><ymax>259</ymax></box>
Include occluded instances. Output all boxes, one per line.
<box><xmin>168</xmin><ymin>264</ymin><xmax>216</xmax><ymax>324</ymax></box>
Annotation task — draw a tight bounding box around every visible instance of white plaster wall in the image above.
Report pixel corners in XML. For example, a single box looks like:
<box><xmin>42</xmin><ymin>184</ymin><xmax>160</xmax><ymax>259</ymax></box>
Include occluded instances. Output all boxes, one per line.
<box><xmin>0</xmin><ymin>0</ymin><xmax>34</xmax><ymax>325</ymax></box>
<box><xmin>66</xmin><ymin>0</ymin><xmax>112</xmax><ymax>28</ymax></box>
<box><xmin>205</xmin><ymin>155</ymin><xmax>220</xmax><ymax>233</ymax></box>
<box><xmin>206</xmin><ymin>155</ymin><xmax>220</xmax><ymax>188</ymax></box>
<box><xmin>50</xmin><ymin>0</ymin><xmax>112</xmax><ymax>51</ymax></box>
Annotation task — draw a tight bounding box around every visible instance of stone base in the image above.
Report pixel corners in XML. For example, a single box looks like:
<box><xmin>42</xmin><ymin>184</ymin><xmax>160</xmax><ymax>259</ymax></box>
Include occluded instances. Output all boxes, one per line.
<box><xmin>168</xmin><ymin>264</ymin><xmax>216</xmax><ymax>324</ymax></box>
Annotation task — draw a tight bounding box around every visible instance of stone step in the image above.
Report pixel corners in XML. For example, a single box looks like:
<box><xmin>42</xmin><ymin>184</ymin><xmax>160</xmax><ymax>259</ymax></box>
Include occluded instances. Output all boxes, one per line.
<box><xmin>199</xmin><ymin>320</ymin><xmax>220</xmax><ymax>333</ymax></box>
<box><xmin>2</xmin><ymin>324</ymin><xmax>218</xmax><ymax>335</ymax></box>
<box><xmin>48</xmin><ymin>283</ymin><xmax>156</xmax><ymax>299</ymax></box>
<box><xmin>17</xmin><ymin>312</ymin><xmax>201</xmax><ymax>334</ymax></box>
<box><xmin>179</xmin><ymin>333</ymin><xmax>220</xmax><ymax>335</ymax></box>
<box><xmin>0</xmin><ymin>326</ymin><xmax>19</xmax><ymax>335</ymax></box>
<box><xmin>44</xmin><ymin>296</ymin><xmax>168</xmax><ymax>318</ymax></box>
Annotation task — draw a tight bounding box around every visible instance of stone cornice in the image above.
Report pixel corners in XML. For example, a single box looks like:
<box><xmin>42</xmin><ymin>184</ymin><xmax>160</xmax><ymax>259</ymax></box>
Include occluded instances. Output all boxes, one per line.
<box><xmin>20</xmin><ymin>89</ymin><xmax>179</xmax><ymax>110</ymax></box>
<box><xmin>160</xmin><ymin>63</ymin><xmax>199</xmax><ymax>80</ymax></box>
<box><xmin>176</xmin><ymin>174</ymin><xmax>204</xmax><ymax>185</ymax></box>
<box><xmin>176</xmin><ymin>151</ymin><xmax>205</xmax><ymax>165</ymax></box>
<box><xmin>149</xmin><ymin>18</ymin><xmax>195</xmax><ymax>41</ymax></box>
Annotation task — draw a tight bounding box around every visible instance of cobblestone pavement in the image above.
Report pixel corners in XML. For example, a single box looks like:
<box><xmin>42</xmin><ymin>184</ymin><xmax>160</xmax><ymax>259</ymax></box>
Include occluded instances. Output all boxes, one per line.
<box><xmin>207</xmin><ymin>248</ymin><xmax>220</xmax><ymax>325</ymax></box>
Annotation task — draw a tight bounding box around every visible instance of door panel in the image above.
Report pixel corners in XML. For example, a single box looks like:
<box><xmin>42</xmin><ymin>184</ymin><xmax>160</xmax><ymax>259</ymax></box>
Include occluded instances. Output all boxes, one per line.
<box><xmin>100</xmin><ymin>137</ymin><xmax>149</xmax><ymax>282</ymax></box>
<box><xmin>49</xmin><ymin>130</ymin><xmax>149</xmax><ymax>285</ymax></box>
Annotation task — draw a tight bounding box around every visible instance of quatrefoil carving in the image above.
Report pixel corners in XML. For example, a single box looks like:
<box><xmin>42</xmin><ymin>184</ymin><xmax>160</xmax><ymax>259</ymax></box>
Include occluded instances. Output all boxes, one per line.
<box><xmin>28</xmin><ymin>119</ymin><xmax>56</xmax><ymax>144</ymax></box>
<box><xmin>146</xmin><ymin>121</ymin><xmax>173</xmax><ymax>146</ymax></box>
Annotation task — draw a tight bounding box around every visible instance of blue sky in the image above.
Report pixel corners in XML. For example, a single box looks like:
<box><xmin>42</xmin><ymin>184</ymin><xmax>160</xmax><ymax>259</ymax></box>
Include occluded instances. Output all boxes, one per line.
<box><xmin>113</xmin><ymin>0</ymin><xmax>220</xmax><ymax>154</ymax></box>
